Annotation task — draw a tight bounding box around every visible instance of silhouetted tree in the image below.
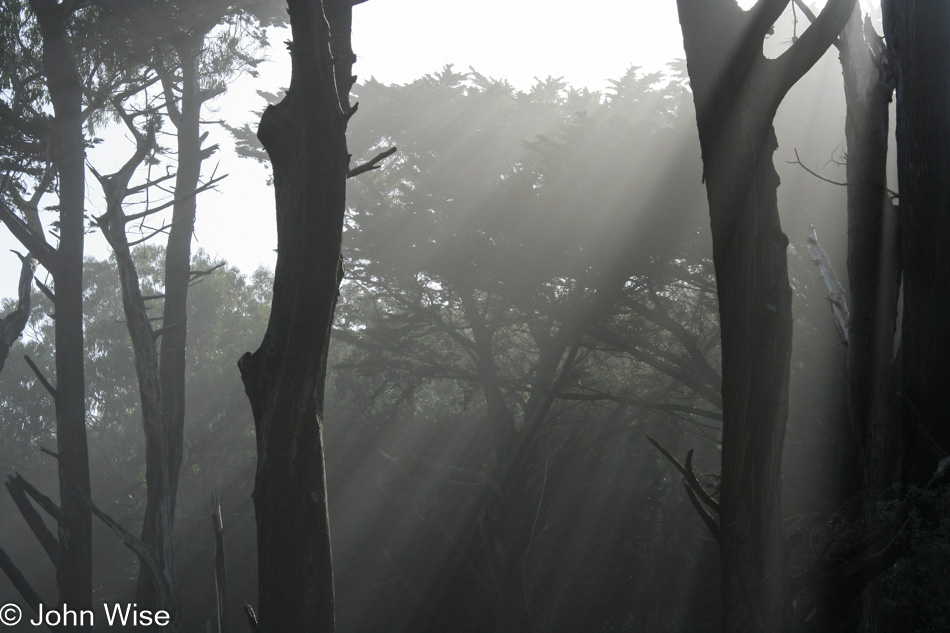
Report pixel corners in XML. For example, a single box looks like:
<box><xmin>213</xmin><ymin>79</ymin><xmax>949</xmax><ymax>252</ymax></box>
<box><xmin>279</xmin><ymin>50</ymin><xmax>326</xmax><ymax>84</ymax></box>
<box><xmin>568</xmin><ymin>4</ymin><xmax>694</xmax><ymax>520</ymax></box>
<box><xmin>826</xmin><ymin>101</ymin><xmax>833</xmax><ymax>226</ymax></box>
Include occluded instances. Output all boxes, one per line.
<box><xmin>674</xmin><ymin>1</ymin><xmax>855</xmax><ymax>631</ymax></box>
<box><xmin>0</xmin><ymin>2</ymin><xmax>96</xmax><ymax>625</ymax></box>
<box><xmin>880</xmin><ymin>3</ymin><xmax>950</xmax><ymax>629</ymax></box>
<box><xmin>238</xmin><ymin>0</ymin><xmax>363</xmax><ymax>630</ymax></box>
<box><xmin>882</xmin><ymin>1</ymin><xmax>950</xmax><ymax>489</ymax></box>
<box><xmin>87</xmin><ymin>3</ymin><xmax>279</xmax><ymax>625</ymax></box>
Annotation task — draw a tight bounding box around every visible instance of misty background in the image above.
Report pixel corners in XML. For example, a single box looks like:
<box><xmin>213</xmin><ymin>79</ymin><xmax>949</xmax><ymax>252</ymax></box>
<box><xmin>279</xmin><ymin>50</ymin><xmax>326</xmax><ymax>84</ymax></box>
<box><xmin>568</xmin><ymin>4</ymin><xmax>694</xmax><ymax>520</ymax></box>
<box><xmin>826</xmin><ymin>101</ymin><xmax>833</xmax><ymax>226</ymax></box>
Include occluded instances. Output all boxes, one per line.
<box><xmin>4</xmin><ymin>1</ymin><xmax>929</xmax><ymax>633</ymax></box>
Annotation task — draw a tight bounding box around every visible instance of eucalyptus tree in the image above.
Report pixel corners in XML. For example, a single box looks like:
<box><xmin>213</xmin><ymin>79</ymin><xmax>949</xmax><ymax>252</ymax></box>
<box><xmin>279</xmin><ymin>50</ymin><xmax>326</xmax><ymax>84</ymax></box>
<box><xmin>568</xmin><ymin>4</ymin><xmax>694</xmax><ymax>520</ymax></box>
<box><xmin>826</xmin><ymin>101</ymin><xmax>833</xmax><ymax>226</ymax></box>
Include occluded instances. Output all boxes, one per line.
<box><xmin>86</xmin><ymin>2</ymin><xmax>283</xmax><ymax>623</ymax></box>
<box><xmin>0</xmin><ymin>246</ymin><xmax>274</xmax><ymax>630</ymax></box>
<box><xmin>0</xmin><ymin>2</ymin><xmax>151</xmax><ymax>625</ymax></box>
<box><xmin>0</xmin><ymin>1</ymin><xmax>281</xmax><ymax>627</ymax></box>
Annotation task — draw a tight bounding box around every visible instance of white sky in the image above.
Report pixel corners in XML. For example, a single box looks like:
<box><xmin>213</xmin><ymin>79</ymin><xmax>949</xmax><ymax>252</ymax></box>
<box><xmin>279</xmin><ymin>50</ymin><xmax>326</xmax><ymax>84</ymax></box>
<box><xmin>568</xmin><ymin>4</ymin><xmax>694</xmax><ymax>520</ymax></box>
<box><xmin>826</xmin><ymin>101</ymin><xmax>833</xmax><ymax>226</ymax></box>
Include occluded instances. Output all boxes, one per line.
<box><xmin>0</xmin><ymin>0</ymin><xmax>879</xmax><ymax>300</ymax></box>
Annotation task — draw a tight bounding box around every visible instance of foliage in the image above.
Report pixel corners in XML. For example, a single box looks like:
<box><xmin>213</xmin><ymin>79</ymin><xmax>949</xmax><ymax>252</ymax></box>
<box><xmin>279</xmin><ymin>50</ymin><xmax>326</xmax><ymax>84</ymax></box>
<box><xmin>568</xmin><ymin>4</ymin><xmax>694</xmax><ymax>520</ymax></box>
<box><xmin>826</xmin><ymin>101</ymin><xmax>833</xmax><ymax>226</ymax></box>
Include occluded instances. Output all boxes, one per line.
<box><xmin>0</xmin><ymin>247</ymin><xmax>271</xmax><ymax>627</ymax></box>
<box><xmin>320</xmin><ymin>66</ymin><xmax>723</xmax><ymax>633</ymax></box>
<box><xmin>880</xmin><ymin>487</ymin><xmax>950</xmax><ymax>632</ymax></box>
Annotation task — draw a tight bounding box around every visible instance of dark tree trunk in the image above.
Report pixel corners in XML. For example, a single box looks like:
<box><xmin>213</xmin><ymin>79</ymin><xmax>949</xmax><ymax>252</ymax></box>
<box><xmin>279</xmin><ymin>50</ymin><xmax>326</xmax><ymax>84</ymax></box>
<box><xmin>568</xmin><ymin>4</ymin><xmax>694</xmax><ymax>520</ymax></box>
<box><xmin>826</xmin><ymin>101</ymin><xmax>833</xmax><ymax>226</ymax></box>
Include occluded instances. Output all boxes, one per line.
<box><xmin>834</xmin><ymin>5</ymin><xmax>901</xmax><ymax>505</ymax></box>
<box><xmin>30</xmin><ymin>2</ymin><xmax>93</xmax><ymax>627</ymax></box>
<box><xmin>882</xmin><ymin>1</ymin><xmax>950</xmax><ymax>489</ymax></box>
<box><xmin>94</xmin><ymin>116</ymin><xmax>181</xmax><ymax>631</ymax></box>
<box><xmin>157</xmin><ymin>34</ymin><xmax>204</xmax><ymax>512</ymax></box>
<box><xmin>238</xmin><ymin>1</ymin><xmax>352</xmax><ymax>631</ymax></box>
<box><xmin>833</xmin><ymin>8</ymin><xmax>899</xmax><ymax>631</ymax></box>
<box><xmin>675</xmin><ymin>1</ymin><xmax>854</xmax><ymax>631</ymax></box>
<box><xmin>134</xmin><ymin>33</ymin><xmax>207</xmax><ymax>620</ymax></box>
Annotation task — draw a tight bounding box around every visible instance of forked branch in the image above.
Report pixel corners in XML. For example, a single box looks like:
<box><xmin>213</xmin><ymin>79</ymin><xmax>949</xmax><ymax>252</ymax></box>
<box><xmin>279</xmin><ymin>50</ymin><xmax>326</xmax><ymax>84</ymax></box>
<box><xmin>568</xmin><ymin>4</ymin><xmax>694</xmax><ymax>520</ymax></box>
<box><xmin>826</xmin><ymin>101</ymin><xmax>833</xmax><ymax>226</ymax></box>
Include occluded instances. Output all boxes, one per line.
<box><xmin>647</xmin><ymin>436</ymin><xmax>721</xmax><ymax>513</ymax></box>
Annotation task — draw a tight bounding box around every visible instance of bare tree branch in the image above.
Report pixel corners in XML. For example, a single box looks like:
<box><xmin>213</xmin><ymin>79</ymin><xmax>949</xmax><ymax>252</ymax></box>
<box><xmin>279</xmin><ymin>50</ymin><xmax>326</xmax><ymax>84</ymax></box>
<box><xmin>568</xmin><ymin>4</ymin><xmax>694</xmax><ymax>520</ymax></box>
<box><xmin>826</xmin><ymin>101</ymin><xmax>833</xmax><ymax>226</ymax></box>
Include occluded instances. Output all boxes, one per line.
<box><xmin>806</xmin><ymin>224</ymin><xmax>850</xmax><ymax>345</ymax></box>
<box><xmin>24</xmin><ymin>354</ymin><xmax>57</xmax><ymax>400</ymax></box>
<box><xmin>647</xmin><ymin>436</ymin><xmax>721</xmax><ymax>513</ymax></box>
<box><xmin>347</xmin><ymin>146</ymin><xmax>397</xmax><ymax>178</ymax></box>
<box><xmin>8</xmin><ymin>474</ymin><xmax>64</xmax><ymax>526</ymax></box>
<box><xmin>81</xmin><ymin>492</ymin><xmax>169</xmax><ymax>601</ymax></box>
<box><xmin>0</xmin><ymin>547</ymin><xmax>45</xmax><ymax>619</ymax></box>
<box><xmin>5</xmin><ymin>476</ymin><xmax>58</xmax><ymax>565</ymax></box>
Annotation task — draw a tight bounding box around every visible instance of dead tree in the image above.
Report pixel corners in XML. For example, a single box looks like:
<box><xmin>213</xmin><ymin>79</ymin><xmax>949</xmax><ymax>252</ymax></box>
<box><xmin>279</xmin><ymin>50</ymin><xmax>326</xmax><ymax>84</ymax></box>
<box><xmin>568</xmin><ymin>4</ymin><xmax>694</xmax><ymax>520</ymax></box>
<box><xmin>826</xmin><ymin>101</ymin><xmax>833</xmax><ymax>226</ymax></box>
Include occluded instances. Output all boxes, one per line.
<box><xmin>238</xmin><ymin>0</ymin><xmax>363</xmax><ymax>630</ymax></box>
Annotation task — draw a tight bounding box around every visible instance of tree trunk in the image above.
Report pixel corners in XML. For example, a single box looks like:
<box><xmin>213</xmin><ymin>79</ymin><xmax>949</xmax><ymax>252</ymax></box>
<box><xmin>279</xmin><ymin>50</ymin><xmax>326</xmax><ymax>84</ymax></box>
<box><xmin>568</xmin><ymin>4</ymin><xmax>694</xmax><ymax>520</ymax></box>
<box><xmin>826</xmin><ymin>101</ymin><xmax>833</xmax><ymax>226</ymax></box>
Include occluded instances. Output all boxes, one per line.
<box><xmin>675</xmin><ymin>1</ymin><xmax>855</xmax><ymax>631</ymax></box>
<box><xmin>835</xmin><ymin>5</ymin><xmax>900</xmax><ymax>503</ymax></box>
<box><xmin>157</xmin><ymin>34</ymin><xmax>204</xmax><ymax>512</ymax></box>
<box><xmin>94</xmin><ymin>117</ymin><xmax>180</xmax><ymax>631</ymax></box>
<box><xmin>835</xmin><ymin>8</ymin><xmax>899</xmax><ymax>631</ymax></box>
<box><xmin>238</xmin><ymin>1</ymin><xmax>351</xmax><ymax>631</ymax></box>
<box><xmin>134</xmin><ymin>32</ymin><xmax>208</xmax><ymax>621</ymax></box>
<box><xmin>29</xmin><ymin>3</ymin><xmax>93</xmax><ymax>628</ymax></box>
<box><xmin>882</xmin><ymin>1</ymin><xmax>950</xmax><ymax>489</ymax></box>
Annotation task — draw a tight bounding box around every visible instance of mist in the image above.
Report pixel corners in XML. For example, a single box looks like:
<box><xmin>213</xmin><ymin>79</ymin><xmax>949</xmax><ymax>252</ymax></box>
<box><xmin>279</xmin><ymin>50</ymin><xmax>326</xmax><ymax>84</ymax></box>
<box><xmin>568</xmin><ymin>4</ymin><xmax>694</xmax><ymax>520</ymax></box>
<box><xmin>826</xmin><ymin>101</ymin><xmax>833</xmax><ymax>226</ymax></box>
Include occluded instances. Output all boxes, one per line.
<box><xmin>1</xmin><ymin>2</ymin><xmax>946</xmax><ymax>633</ymax></box>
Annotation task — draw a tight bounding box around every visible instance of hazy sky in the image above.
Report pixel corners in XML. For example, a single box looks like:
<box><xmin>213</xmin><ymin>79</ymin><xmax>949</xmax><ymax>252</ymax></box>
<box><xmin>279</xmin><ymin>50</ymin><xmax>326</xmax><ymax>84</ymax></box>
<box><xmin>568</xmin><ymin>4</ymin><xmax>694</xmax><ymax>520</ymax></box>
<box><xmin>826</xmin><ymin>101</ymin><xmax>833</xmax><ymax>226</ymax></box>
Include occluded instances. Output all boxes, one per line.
<box><xmin>0</xmin><ymin>0</ymin><xmax>879</xmax><ymax>300</ymax></box>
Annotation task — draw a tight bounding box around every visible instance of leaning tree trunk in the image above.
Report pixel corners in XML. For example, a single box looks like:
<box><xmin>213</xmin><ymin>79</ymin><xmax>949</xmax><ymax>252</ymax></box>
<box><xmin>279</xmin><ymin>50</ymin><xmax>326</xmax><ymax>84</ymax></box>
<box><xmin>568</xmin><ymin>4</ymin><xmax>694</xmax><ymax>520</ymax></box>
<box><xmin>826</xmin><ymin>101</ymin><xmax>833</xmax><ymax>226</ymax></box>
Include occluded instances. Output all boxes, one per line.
<box><xmin>30</xmin><ymin>1</ymin><xmax>93</xmax><ymax>626</ymax></box>
<box><xmin>238</xmin><ymin>1</ymin><xmax>352</xmax><ymax>631</ymax></box>
<box><xmin>882</xmin><ymin>1</ymin><xmax>950</xmax><ymax>489</ymax></box>
<box><xmin>675</xmin><ymin>1</ymin><xmax>854</xmax><ymax>631</ymax></box>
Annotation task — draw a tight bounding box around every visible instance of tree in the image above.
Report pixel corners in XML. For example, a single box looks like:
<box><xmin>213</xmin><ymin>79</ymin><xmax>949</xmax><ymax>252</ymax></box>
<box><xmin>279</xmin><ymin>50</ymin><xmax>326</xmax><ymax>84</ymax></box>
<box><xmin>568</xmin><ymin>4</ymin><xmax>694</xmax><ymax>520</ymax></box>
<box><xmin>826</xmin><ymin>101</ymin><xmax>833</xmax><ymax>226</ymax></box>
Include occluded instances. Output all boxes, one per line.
<box><xmin>0</xmin><ymin>2</ymin><xmax>98</xmax><ymax>625</ymax></box>
<box><xmin>881</xmin><ymin>2</ymin><xmax>950</xmax><ymax>490</ymax></box>
<box><xmin>237</xmin><ymin>0</ymin><xmax>360</xmax><ymax>630</ymax></box>
<box><xmin>815</xmin><ymin>4</ymin><xmax>899</xmax><ymax>628</ymax></box>
<box><xmin>0</xmin><ymin>3</ymin><xmax>278</xmax><ymax>628</ymax></box>
<box><xmin>674</xmin><ymin>1</ymin><xmax>855</xmax><ymax>631</ymax></box>
<box><xmin>332</xmin><ymin>67</ymin><xmax>721</xmax><ymax>633</ymax></box>
<box><xmin>879</xmin><ymin>3</ymin><xmax>950</xmax><ymax>629</ymax></box>
<box><xmin>87</xmin><ymin>3</ymin><xmax>279</xmax><ymax>624</ymax></box>
<box><xmin>0</xmin><ymin>246</ymin><xmax>275</xmax><ymax>630</ymax></box>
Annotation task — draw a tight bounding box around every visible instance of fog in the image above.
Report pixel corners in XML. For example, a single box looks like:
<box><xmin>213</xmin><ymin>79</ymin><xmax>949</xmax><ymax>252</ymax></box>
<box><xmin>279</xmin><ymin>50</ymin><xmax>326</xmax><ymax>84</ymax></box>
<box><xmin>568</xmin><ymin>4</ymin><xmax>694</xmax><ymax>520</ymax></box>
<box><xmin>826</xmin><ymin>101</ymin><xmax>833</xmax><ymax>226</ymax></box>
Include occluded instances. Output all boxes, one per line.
<box><xmin>3</xmin><ymin>2</ymin><xmax>942</xmax><ymax>633</ymax></box>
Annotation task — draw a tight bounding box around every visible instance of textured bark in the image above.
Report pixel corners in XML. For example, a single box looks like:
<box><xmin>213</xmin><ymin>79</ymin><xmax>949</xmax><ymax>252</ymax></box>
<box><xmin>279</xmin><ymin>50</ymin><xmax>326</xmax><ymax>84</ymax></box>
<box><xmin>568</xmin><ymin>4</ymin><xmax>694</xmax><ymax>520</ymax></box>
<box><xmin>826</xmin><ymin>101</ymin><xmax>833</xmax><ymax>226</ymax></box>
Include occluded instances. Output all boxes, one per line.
<box><xmin>836</xmin><ymin>6</ymin><xmax>900</xmax><ymax>503</ymax></box>
<box><xmin>238</xmin><ymin>1</ymin><xmax>351</xmax><ymax>631</ymax></box>
<box><xmin>882</xmin><ymin>1</ymin><xmax>950</xmax><ymax>489</ymax></box>
<box><xmin>834</xmin><ymin>9</ymin><xmax>899</xmax><ymax>632</ymax></box>
<box><xmin>675</xmin><ymin>1</ymin><xmax>854</xmax><ymax>631</ymax></box>
<box><xmin>29</xmin><ymin>1</ymin><xmax>93</xmax><ymax>626</ymax></box>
